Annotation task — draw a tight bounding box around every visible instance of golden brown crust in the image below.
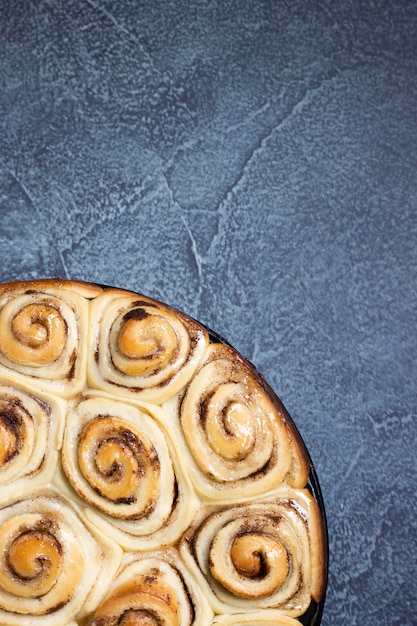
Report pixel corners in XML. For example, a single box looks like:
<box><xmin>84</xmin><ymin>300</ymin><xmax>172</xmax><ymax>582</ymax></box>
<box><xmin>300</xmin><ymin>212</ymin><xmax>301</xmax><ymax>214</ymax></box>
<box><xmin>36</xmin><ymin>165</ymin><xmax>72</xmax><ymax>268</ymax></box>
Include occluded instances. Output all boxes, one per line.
<box><xmin>0</xmin><ymin>281</ymin><xmax>93</xmax><ymax>397</ymax></box>
<box><xmin>59</xmin><ymin>392</ymin><xmax>199</xmax><ymax>551</ymax></box>
<box><xmin>256</xmin><ymin>377</ymin><xmax>311</xmax><ymax>489</ymax></box>
<box><xmin>0</xmin><ymin>379</ymin><xmax>65</xmax><ymax>501</ymax></box>
<box><xmin>0</xmin><ymin>279</ymin><xmax>103</xmax><ymax>300</ymax></box>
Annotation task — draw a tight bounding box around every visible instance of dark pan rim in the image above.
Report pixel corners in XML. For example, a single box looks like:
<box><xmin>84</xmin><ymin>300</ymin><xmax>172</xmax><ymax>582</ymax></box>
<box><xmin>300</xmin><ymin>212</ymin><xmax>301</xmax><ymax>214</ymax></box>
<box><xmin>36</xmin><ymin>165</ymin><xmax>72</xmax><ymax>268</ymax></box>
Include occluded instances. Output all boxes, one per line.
<box><xmin>202</xmin><ymin>323</ymin><xmax>329</xmax><ymax>626</ymax></box>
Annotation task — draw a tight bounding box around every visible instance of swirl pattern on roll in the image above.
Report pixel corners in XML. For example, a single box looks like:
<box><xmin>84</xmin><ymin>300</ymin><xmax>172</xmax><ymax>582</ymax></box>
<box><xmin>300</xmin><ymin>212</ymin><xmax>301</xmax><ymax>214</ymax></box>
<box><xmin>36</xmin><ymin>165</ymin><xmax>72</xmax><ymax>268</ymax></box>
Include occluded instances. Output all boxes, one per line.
<box><xmin>0</xmin><ymin>489</ymin><xmax>122</xmax><ymax>625</ymax></box>
<box><xmin>0</xmin><ymin>382</ymin><xmax>64</xmax><ymax>501</ymax></box>
<box><xmin>61</xmin><ymin>394</ymin><xmax>198</xmax><ymax>550</ymax></box>
<box><xmin>88</xmin><ymin>290</ymin><xmax>209</xmax><ymax>403</ymax></box>
<box><xmin>90</xmin><ymin>551</ymin><xmax>213</xmax><ymax>626</ymax></box>
<box><xmin>180</xmin><ymin>489</ymin><xmax>326</xmax><ymax>617</ymax></box>
<box><xmin>0</xmin><ymin>280</ymin><xmax>327</xmax><ymax>625</ymax></box>
<box><xmin>174</xmin><ymin>344</ymin><xmax>309</xmax><ymax>499</ymax></box>
<box><xmin>0</xmin><ymin>282</ymin><xmax>97</xmax><ymax>397</ymax></box>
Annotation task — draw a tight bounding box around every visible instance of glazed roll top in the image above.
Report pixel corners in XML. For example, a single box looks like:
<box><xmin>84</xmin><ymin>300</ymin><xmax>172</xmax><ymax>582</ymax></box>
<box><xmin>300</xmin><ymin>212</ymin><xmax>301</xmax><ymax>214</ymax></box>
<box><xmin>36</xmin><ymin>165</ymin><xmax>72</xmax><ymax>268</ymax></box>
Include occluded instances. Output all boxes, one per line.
<box><xmin>61</xmin><ymin>393</ymin><xmax>199</xmax><ymax>551</ymax></box>
<box><xmin>180</xmin><ymin>489</ymin><xmax>326</xmax><ymax>618</ymax></box>
<box><xmin>88</xmin><ymin>290</ymin><xmax>209</xmax><ymax>403</ymax></box>
<box><xmin>0</xmin><ymin>281</ymin><xmax>99</xmax><ymax>397</ymax></box>
<box><xmin>0</xmin><ymin>489</ymin><xmax>122</xmax><ymax>625</ymax></box>
<box><xmin>90</xmin><ymin>551</ymin><xmax>213</xmax><ymax>626</ymax></box>
<box><xmin>0</xmin><ymin>382</ymin><xmax>64</xmax><ymax>501</ymax></box>
<box><xmin>164</xmin><ymin>343</ymin><xmax>309</xmax><ymax>500</ymax></box>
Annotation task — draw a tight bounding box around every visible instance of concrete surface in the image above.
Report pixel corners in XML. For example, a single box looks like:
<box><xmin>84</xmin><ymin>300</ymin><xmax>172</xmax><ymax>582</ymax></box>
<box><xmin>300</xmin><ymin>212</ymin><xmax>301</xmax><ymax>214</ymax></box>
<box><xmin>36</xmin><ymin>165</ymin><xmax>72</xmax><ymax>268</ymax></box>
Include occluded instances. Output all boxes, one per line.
<box><xmin>1</xmin><ymin>1</ymin><xmax>417</xmax><ymax>623</ymax></box>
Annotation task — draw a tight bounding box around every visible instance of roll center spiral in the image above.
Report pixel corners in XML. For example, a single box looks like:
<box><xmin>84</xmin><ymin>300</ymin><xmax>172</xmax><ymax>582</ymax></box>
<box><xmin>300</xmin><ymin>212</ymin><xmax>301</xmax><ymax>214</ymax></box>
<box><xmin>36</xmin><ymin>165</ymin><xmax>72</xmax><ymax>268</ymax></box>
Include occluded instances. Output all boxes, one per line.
<box><xmin>230</xmin><ymin>534</ymin><xmax>288</xmax><ymax>586</ymax></box>
<box><xmin>205</xmin><ymin>384</ymin><xmax>255</xmax><ymax>461</ymax></box>
<box><xmin>0</xmin><ymin>303</ymin><xmax>67</xmax><ymax>366</ymax></box>
<box><xmin>0</xmin><ymin>420</ymin><xmax>17</xmax><ymax>467</ymax></box>
<box><xmin>91</xmin><ymin>574</ymin><xmax>182</xmax><ymax>626</ymax></box>
<box><xmin>209</xmin><ymin>520</ymin><xmax>290</xmax><ymax>599</ymax></box>
<box><xmin>78</xmin><ymin>417</ymin><xmax>159</xmax><ymax>508</ymax></box>
<box><xmin>4</xmin><ymin>530</ymin><xmax>62</xmax><ymax>598</ymax></box>
<box><xmin>115</xmin><ymin>311</ymin><xmax>179</xmax><ymax>375</ymax></box>
<box><xmin>0</xmin><ymin>407</ymin><xmax>22</xmax><ymax>467</ymax></box>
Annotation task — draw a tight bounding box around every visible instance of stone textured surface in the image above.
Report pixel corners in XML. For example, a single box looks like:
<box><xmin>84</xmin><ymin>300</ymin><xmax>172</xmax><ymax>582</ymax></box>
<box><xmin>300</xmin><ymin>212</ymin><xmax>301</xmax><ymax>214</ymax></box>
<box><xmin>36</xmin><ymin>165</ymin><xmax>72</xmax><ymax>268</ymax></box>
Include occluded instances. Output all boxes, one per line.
<box><xmin>1</xmin><ymin>1</ymin><xmax>417</xmax><ymax>624</ymax></box>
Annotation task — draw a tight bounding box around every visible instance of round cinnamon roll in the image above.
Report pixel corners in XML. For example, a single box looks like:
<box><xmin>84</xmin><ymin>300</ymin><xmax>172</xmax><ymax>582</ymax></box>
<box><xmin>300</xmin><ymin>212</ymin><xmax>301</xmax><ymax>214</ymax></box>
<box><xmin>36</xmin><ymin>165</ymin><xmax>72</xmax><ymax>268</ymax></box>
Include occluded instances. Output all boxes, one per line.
<box><xmin>0</xmin><ymin>281</ymin><xmax>99</xmax><ymax>397</ymax></box>
<box><xmin>0</xmin><ymin>489</ymin><xmax>122</xmax><ymax>625</ymax></box>
<box><xmin>88</xmin><ymin>289</ymin><xmax>209</xmax><ymax>403</ymax></box>
<box><xmin>61</xmin><ymin>393</ymin><xmax>199</xmax><ymax>550</ymax></box>
<box><xmin>0</xmin><ymin>381</ymin><xmax>64</xmax><ymax>501</ymax></box>
<box><xmin>90</xmin><ymin>550</ymin><xmax>213</xmax><ymax>626</ymax></box>
<box><xmin>180</xmin><ymin>489</ymin><xmax>326</xmax><ymax>617</ymax></box>
<box><xmin>164</xmin><ymin>344</ymin><xmax>309</xmax><ymax>500</ymax></box>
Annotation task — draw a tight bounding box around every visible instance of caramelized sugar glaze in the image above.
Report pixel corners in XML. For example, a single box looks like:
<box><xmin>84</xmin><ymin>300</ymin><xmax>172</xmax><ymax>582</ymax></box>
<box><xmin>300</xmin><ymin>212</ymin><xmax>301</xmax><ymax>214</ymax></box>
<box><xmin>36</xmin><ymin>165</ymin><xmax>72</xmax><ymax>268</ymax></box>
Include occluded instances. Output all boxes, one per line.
<box><xmin>0</xmin><ymin>280</ymin><xmax>327</xmax><ymax>626</ymax></box>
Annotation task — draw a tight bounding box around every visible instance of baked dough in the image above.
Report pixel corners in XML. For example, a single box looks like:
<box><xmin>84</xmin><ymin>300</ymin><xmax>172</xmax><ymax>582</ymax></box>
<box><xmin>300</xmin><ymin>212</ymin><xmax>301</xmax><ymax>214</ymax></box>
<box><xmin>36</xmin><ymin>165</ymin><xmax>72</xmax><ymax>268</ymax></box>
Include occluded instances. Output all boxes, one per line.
<box><xmin>0</xmin><ymin>280</ymin><xmax>327</xmax><ymax>626</ymax></box>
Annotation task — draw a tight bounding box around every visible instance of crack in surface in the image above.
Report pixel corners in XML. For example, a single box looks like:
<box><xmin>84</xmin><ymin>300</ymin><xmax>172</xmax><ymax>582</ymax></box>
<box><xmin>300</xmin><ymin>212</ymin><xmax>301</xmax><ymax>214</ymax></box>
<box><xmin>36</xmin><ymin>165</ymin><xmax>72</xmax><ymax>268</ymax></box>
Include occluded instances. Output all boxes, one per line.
<box><xmin>57</xmin><ymin>248</ymin><xmax>70</xmax><ymax>279</ymax></box>
<box><xmin>180</xmin><ymin>212</ymin><xmax>204</xmax><ymax>290</ymax></box>
<box><xmin>212</xmin><ymin>77</ymin><xmax>334</xmax><ymax>212</ymax></box>
<box><xmin>162</xmin><ymin>100</ymin><xmax>273</xmax><ymax>177</ymax></box>
<box><xmin>159</xmin><ymin>171</ymin><xmax>204</xmax><ymax>305</ymax></box>
<box><xmin>1</xmin><ymin>160</ymin><xmax>71</xmax><ymax>280</ymax></box>
<box><xmin>162</xmin><ymin>66</ymin><xmax>350</xmax><ymax>229</ymax></box>
<box><xmin>0</xmin><ymin>160</ymin><xmax>44</xmax><ymax>222</ymax></box>
<box><xmin>203</xmin><ymin>69</ymin><xmax>349</xmax><ymax>256</ymax></box>
<box><xmin>157</xmin><ymin>72</ymin><xmax>344</xmax><ymax>276</ymax></box>
<box><xmin>82</xmin><ymin>0</ymin><xmax>164</xmax><ymax>78</ymax></box>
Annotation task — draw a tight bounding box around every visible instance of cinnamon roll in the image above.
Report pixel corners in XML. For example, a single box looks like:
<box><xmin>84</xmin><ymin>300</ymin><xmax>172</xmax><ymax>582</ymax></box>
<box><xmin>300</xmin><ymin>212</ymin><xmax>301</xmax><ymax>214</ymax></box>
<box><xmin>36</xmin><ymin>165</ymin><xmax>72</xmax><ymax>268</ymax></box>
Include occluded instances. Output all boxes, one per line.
<box><xmin>88</xmin><ymin>289</ymin><xmax>209</xmax><ymax>403</ymax></box>
<box><xmin>180</xmin><ymin>489</ymin><xmax>326</xmax><ymax>617</ymax></box>
<box><xmin>61</xmin><ymin>393</ymin><xmax>199</xmax><ymax>550</ymax></box>
<box><xmin>0</xmin><ymin>281</ymin><xmax>99</xmax><ymax>397</ymax></box>
<box><xmin>0</xmin><ymin>381</ymin><xmax>64</xmax><ymax>502</ymax></box>
<box><xmin>0</xmin><ymin>489</ymin><xmax>122</xmax><ymax>625</ymax></box>
<box><xmin>90</xmin><ymin>550</ymin><xmax>213</xmax><ymax>626</ymax></box>
<box><xmin>164</xmin><ymin>344</ymin><xmax>309</xmax><ymax>501</ymax></box>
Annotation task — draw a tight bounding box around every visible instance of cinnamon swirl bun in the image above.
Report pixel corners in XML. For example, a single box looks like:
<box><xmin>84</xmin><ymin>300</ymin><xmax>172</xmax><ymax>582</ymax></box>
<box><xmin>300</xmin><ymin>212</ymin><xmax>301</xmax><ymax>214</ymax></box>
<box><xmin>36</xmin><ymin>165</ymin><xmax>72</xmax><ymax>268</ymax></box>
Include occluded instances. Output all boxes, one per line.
<box><xmin>60</xmin><ymin>393</ymin><xmax>198</xmax><ymax>550</ymax></box>
<box><xmin>0</xmin><ymin>489</ymin><xmax>122</xmax><ymax>625</ymax></box>
<box><xmin>88</xmin><ymin>289</ymin><xmax>209</xmax><ymax>403</ymax></box>
<box><xmin>163</xmin><ymin>344</ymin><xmax>309</xmax><ymax>501</ymax></box>
<box><xmin>90</xmin><ymin>550</ymin><xmax>213</xmax><ymax>626</ymax></box>
<box><xmin>0</xmin><ymin>381</ymin><xmax>64</xmax><ymax>502</ymax></box>
<box><xmin>0</xmin><ymin>281</ymin><xmax>99</xmax><ymax>397</ymax></box>
<box><xmin>180</xmin><ymin>489</ymin><xmax>326</xmax><ymax>618</ymax></box>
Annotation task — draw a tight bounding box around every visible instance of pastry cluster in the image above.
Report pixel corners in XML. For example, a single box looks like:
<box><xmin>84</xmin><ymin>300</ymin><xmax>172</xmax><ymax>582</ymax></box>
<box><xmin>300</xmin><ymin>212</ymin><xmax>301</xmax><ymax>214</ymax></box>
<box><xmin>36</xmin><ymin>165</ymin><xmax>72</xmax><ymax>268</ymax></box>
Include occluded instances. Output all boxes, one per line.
<box><xmin>0</xmin><ymin>280</ymin><xmax>327</xmax><ymax>626</ymax></box>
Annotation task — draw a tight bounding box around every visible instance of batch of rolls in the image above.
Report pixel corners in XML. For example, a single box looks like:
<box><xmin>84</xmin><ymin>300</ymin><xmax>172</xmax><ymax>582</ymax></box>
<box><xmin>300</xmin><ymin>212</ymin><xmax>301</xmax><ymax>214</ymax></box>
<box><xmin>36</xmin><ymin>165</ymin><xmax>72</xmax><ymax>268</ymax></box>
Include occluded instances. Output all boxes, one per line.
<box><xmin>0</xmin><ymin>280</ymin><xmax>326</xmax><ymax>626</ymax></box>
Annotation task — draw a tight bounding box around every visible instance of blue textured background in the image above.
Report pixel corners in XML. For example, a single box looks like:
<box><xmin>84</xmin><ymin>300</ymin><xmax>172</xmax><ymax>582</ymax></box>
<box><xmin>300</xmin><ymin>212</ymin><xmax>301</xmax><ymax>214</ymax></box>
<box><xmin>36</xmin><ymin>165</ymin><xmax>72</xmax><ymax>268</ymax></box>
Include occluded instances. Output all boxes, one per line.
<box><xmin>1</xmin><ymin>1</ymin><xmax>417</xmax><ymax>623</ymax></box>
